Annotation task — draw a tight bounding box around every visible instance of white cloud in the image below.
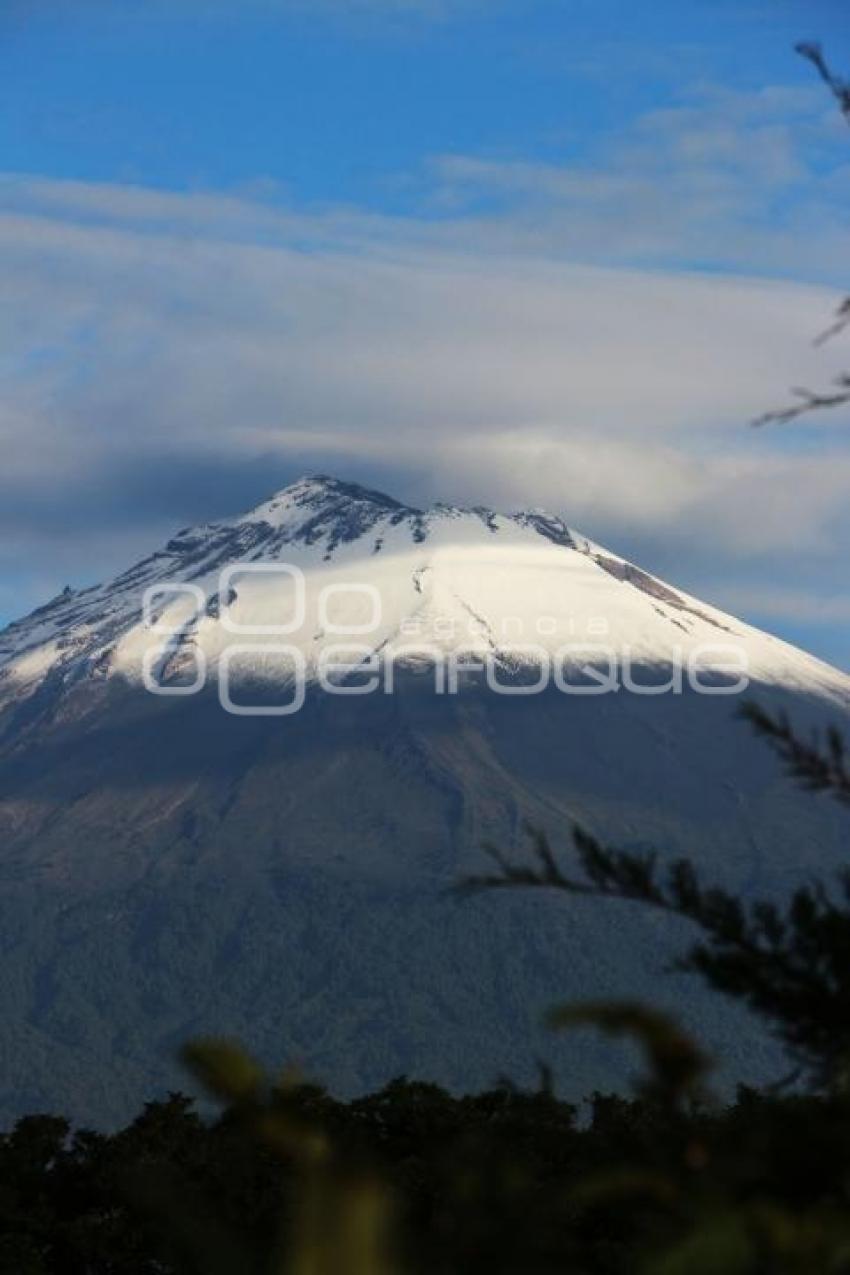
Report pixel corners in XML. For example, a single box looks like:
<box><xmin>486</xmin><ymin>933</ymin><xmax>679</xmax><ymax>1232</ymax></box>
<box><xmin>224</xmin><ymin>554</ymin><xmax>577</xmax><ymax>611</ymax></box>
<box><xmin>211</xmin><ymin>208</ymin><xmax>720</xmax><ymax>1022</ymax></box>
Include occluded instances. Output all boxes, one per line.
<box><xmin>713</xmin><ymin>587</ymin><xmax>850</xmax><ymax>626</ymax></box>
<box><xmin>2</xmin><ymin>183</ymin><xmax>847</xmax><ymax>456</ymax></box>
<box><xmin>0</xmin><ymin>90</ymin><xmax>848</xmax><ymax>661</ymax></box>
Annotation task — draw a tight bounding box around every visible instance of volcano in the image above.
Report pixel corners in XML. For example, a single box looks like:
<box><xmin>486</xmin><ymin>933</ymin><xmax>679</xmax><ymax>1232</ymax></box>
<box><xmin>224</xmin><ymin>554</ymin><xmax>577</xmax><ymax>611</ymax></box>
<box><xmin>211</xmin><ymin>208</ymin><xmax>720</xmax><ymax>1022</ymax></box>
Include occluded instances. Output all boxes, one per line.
<box><xmin>1</xmin><ymin>475</ymin><xmax>847</xmax><ymax>1125</ymax></box>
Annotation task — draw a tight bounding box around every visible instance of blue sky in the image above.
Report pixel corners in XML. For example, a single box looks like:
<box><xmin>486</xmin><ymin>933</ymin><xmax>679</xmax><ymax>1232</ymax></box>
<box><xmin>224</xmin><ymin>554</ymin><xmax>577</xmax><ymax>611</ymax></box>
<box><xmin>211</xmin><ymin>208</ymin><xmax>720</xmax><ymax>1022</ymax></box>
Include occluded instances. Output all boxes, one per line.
<box><xmin>1</xmin><ymin>0</ymin><xmax>849</xmax><ymax>667</ymax></box>
<box><xmin>4</xmin><ymin>0</ymin><xmax>846</xmax><ymax>217</ymax></box>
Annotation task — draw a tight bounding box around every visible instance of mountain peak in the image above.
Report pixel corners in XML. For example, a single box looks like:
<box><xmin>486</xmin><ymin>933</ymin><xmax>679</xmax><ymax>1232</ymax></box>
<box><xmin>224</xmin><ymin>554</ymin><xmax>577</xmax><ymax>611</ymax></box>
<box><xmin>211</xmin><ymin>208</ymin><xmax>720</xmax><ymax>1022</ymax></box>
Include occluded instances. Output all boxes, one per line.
<box><xmin>232</xmin><ymin>474</ymin><xmax>582</xmax><ymax>560</ymax></box>
<box><xmin>246</xmin><ymin>474</ymin><xmax>416</xmax><ymax>528</ymax></box>
<box><xmin>2</xmin><ymin>473</ymin><xmax>849</xmax><ymax>715</ymax></box>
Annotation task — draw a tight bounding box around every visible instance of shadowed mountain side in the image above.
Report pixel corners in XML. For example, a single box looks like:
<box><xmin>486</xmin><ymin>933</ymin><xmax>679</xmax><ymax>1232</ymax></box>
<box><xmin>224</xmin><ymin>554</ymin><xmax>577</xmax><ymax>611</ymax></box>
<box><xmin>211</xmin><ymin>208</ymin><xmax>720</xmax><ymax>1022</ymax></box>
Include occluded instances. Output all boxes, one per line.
<box><xmin>0</xmin><ymin>673</ymin><xmax>847</xmax><ymax>1126</ymax></box>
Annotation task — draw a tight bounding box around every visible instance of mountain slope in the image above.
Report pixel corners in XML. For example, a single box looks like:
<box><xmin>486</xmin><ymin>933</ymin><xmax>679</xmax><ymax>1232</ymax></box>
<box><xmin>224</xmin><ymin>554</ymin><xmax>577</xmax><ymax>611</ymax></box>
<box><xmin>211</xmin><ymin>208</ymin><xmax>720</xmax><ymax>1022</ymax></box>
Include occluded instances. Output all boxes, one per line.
<box><xmin>0</xmin><ymin>476</ymin><xmax>848</xmax><ymax>1126</ymax></box>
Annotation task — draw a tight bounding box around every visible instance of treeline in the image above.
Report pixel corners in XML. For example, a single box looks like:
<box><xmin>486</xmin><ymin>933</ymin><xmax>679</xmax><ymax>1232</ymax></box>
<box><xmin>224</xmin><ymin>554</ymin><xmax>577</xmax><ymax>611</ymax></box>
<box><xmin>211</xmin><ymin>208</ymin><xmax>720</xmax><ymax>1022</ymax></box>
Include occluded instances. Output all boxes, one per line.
<box><xmin>4</xmin><ymin>1059</ymin><xmax>850</xmax><ymax>1274</ymax></box>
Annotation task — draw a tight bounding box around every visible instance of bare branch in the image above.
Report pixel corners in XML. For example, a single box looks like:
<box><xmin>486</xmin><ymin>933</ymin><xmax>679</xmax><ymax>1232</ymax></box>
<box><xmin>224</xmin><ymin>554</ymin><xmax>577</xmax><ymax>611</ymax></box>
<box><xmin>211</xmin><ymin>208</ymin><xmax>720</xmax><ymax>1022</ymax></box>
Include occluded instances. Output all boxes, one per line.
<box><xmin>752</xmin><ymin>375</ymin><xmax>850</xmax><ymax>427</ymax></box>
<box><xmin>752</xmin><ymin>45</ymin><xmax>850</xmax><ymax>426</ymax></box>
<box><xmin>795</xmin><ymin>42</ymin><xmax>850</xmax><ymax>123</ymax></box>
<box><xmin>814</xmin><ymin>296</ymin><xmax>850</xmax><ymax>348</ymax></box>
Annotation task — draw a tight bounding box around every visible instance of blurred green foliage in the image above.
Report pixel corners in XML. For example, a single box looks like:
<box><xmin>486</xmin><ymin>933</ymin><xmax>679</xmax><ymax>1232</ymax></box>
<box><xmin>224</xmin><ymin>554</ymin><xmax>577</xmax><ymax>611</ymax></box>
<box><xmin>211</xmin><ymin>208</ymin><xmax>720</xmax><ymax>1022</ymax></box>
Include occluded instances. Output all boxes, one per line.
<box><xmin>5</xmin><ymin>1026</ymin><xmax>850</xmax><ymax>1273</ymax></box>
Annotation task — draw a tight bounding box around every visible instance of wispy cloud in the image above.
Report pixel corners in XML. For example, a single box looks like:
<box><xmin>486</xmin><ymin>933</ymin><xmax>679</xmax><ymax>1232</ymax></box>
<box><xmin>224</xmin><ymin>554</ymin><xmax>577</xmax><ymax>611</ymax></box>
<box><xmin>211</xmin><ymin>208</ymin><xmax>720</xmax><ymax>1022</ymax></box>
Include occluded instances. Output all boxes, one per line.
<box><xmin>422</xmin><ymin>81</ymin><xmax>850</xmax><ymax>279</ymax></box>
<box><xmin>1</xmin><ymin>66</ymin><xmax>848</xmax><ymax>663</ymax></box>
<box><xmin>1</xmin><ymin>163</ymin><xmax>849</xmax><ymax>642</ymax></box>
<box><xmin>716</xmin><ymin>586</ymin><xmax>850</xmax><ymax>626</ymax></box>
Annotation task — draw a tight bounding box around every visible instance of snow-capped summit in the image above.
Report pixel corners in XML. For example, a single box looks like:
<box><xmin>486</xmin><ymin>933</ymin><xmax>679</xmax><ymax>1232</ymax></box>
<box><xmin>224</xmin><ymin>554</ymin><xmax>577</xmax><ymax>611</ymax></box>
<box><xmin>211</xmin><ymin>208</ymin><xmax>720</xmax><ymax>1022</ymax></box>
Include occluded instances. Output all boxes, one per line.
<box><xmin>184</xmin><ymin>472</ymin><xmax>578</xmax><ymax>554</ymax></box>
<box><xmin>1</xmin><ymin>474</ymin><xmax>848</xmax><ymax>713</ymax></box>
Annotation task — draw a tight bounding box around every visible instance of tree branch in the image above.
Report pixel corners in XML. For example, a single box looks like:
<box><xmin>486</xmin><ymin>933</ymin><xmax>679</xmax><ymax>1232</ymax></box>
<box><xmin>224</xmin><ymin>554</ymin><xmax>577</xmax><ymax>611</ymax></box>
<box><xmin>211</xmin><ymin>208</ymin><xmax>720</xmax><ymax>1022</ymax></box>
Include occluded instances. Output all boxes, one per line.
<box><xmin>740</xmin><ymin>703</ymin><xmax>850</xmax><ymax>804</ymax></box>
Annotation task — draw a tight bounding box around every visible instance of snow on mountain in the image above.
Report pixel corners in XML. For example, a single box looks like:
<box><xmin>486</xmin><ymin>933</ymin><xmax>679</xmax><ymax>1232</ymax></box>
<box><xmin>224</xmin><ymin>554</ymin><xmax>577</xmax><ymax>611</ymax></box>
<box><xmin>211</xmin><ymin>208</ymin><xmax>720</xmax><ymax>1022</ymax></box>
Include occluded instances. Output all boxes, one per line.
<box><xmin>1</xmin><ymin>475</ymin><xmax>847</xmax><ymax>714</ymax></box>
